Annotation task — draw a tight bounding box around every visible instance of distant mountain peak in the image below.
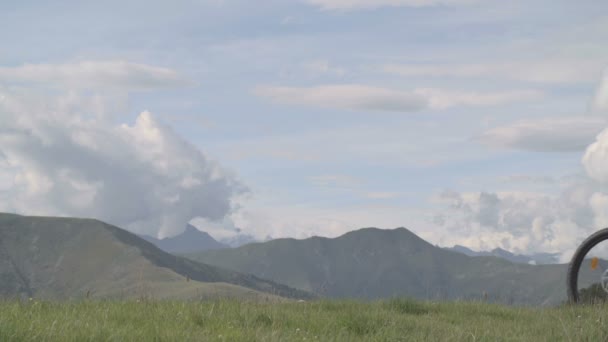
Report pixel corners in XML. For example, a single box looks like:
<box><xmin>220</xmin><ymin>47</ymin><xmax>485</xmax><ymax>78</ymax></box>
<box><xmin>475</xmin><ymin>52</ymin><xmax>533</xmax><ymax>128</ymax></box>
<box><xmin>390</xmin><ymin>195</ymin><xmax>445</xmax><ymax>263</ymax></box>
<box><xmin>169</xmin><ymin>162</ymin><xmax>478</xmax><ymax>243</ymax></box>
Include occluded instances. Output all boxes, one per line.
<box><xmin>184</xmin><ymin>224</ymin><xmax>199</xmax><ymax>233</ymax></box>
<box><xmin>340</xmin><ymin>226</ymin><xmax>417</xmax><ymax>237</ymax></box>
<box><xmin>139</xmin><ymin>224</ymin><xmax>228</xmax><ymax>254</ymax></box>
<box><xmin>181</xmin><ymin>224</ymin><xmax>213</xmax><ymax>238</ymax></box>
<box><xmin>338</xmin><ymin>227</ymin><xmax>433</xmax><ymax>249</ymax></box>
<box><xmin>449</xmin><ymin>245</ymin><xmax>477</xmax><ymax>256</ymax></box>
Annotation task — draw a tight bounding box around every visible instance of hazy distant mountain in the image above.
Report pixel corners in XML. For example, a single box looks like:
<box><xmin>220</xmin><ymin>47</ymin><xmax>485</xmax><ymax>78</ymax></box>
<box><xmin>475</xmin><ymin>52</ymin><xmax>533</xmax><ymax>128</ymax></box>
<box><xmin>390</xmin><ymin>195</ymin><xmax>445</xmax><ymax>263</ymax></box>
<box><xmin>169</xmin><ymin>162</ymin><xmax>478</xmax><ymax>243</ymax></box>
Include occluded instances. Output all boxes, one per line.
<box><xmin>0</xmin><ymin>213</ymin><xmax>312</xmax><ymax>301</ymax></box>
<box><xmin>185</xmin><ymin>227</ymin><xmax>577</xmax><ymax>306</ymax></box>
<box><xmin>140</xmin><ymin>224</ymin><xmax>228</xmax><ymax>254</ymax></box>
<box><xmin>446</xmin><ymin>245</ymin><xmax>560</xmax><ymax>265</ymax></box>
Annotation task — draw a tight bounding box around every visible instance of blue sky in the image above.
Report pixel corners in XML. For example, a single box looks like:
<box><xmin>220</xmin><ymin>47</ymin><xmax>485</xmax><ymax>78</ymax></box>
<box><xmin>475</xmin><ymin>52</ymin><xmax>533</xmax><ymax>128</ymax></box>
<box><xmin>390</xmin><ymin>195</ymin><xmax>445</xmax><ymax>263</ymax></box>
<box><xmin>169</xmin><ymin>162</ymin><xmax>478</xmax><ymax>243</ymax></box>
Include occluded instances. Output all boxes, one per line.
<box><xmin>2</xmin><ymin>0</ymin><xmax>608</xmax><ymax>258</ymax></box>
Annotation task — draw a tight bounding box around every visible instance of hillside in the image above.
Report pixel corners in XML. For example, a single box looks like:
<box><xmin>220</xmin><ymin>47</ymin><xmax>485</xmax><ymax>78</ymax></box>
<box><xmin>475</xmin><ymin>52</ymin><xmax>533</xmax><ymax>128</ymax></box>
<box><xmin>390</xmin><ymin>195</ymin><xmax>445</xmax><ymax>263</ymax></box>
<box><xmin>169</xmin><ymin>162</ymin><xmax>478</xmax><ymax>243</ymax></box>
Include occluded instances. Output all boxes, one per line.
<box><xmin>0</xmin><ymin>213</ymin><xmax>312</xmax><ymax>301</ymax></box>
<box><xmin>186</xmin><ymin>227</ymin><xmax>574</xmax><ymax>306</ymax></box>
<box><xmin>139</xmin><ymin>224</ymin><xmax>228</xmax><ymax>254</ymax></box>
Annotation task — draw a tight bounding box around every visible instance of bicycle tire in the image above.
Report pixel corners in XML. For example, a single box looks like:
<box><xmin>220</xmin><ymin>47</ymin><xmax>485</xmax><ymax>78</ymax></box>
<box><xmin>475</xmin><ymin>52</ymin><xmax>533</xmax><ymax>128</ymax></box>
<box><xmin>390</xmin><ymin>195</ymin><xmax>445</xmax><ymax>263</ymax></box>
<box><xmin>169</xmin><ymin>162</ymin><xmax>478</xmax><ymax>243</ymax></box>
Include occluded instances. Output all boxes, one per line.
<box><xmin>567</xmin><ymin>227</ymin><xmax>608</xmax><ymax>303</ymax></box>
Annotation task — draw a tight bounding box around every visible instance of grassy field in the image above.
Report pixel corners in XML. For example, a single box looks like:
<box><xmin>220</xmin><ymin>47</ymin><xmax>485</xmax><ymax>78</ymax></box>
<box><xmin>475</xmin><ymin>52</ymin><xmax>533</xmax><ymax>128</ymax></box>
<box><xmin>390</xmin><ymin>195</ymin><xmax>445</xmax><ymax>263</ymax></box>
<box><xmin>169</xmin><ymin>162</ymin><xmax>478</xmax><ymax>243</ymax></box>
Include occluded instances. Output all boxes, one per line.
<box><xmin>1</xmin><ymin>298</ymin><xmax>607</xmax><ymax>341</ymax></box>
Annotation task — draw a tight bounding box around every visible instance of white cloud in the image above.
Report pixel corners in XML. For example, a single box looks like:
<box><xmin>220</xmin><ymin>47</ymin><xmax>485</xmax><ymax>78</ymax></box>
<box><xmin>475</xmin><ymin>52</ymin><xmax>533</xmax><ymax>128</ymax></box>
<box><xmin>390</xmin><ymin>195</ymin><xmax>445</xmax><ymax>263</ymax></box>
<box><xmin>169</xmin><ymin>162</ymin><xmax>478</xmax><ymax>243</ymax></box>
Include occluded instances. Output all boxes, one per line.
<box><xmin>254</xmin><ymin>84</ymin><xmax>542</xmax><ymax>112</ymax></box>
<box><xmin>254</xmin><ymin>84</ymin><xmax>428</xmax><ymax>112</ymax></box>
<box><xmin>0</xmin><ymin>61</ymin><xmax>192</xmax><ymax>90</ymax></box>
<box><xmin>414</xmin><ymin>88</ymin><xmax>542</xmax><ymax>110</ymax></box>
<box><xmin>384</xmin><ymin>60</ymin><xmax>606</xmax><ymax>84</ymax></box>
<box><xmin>477</xmin><ymin>117</ymin><xmax>606</xmax><ymax>152</ymax></box>
<box><xmin>304</xmin><ymin>0</ymin><xmax>478</xmax><ymax>11</ymax></box>
<box><xmin>0</xmin><ymin>89</ymin><xmax>245</xmax><ymax>238</ymax></box>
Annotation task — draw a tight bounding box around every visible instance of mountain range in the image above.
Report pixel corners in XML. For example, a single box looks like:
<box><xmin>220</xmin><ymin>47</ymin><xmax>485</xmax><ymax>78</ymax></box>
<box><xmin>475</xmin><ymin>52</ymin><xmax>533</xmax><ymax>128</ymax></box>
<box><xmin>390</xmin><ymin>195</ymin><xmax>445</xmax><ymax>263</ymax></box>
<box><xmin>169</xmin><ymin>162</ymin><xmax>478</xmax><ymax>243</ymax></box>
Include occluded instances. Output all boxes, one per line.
<box><xmin>2</xmin><ymin>213</ymin><xmax>596</xmax><ymax>306</ymax></box>
<box><xmin>185</xmin><ymin>227</ymin><xmax>579</xmax><ymax>306</ymax></box>
<box><xmin>140</xmin><ymin>223</ymin><xmax>562</xmax><ymax>266</ymax></box>
<box><xmin>143</xmin><ymin>224</ymin><xmax>561</xmax><ymax>265</ymax></box>
<box><xmin>0</xmin><ymin>213</ymin><xmax>312</xmax><ymax>301</ymax></box>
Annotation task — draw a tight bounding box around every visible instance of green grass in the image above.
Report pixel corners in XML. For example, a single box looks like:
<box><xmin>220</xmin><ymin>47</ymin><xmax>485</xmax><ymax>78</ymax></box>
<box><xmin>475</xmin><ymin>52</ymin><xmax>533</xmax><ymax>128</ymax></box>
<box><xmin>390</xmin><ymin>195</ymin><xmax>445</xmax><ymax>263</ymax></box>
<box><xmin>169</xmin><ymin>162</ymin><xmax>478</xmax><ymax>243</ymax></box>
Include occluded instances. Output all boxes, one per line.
<box><xmin>1</xmin><ymin>298</ymin><xmax>608</xmax><ymax>341</ymax></box>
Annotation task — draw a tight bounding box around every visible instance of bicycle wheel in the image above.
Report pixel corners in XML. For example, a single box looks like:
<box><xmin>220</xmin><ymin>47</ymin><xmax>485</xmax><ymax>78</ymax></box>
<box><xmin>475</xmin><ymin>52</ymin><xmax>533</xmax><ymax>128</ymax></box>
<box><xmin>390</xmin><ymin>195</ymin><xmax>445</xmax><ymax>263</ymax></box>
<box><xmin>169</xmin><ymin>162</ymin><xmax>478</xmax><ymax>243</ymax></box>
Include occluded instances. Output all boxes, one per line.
<box><xmin>567</xmin><ymin>228</ymin><xmax>608</xmax><ymax>304</ymax></box>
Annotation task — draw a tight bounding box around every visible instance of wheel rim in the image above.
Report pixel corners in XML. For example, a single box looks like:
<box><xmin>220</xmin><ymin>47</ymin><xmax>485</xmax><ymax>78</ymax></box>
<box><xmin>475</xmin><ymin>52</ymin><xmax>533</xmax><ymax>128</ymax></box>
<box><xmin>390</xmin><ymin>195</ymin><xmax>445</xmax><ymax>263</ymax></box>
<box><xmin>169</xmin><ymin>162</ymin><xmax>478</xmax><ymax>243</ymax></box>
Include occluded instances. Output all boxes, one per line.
<box><xmin>568</xmin><ymin>229</ymin><xmax>608</xmax><ymax>304</ymax></box>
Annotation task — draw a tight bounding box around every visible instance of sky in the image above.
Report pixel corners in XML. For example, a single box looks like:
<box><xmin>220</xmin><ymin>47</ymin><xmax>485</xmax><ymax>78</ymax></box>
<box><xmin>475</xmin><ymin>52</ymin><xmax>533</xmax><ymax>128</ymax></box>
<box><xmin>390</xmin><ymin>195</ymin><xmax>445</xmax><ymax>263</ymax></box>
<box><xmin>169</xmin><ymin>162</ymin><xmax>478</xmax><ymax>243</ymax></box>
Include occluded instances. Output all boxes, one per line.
<box><xmin>1</xmin><ymin>0</ymin><xmax>608</xmax><ymax>260</ymax></box>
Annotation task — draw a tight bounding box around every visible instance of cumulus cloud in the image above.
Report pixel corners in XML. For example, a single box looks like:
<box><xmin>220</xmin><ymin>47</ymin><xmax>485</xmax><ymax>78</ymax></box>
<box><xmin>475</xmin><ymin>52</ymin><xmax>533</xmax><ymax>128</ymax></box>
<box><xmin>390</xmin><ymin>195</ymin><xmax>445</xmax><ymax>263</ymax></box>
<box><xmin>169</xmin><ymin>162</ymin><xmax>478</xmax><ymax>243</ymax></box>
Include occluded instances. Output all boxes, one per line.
<box><xmin>304</xmin><ymin>0</ymin><xmax>478</xmax><ymax>10</ymax></box>
<box><xmin>0</xmin><ymin>61</ymin><xmax>192</xmax><ymax>90</ymax></box>
<box><xmin>254</xmin><ymin>84</ymin><xmax>541</xmax><ymax>112</ymax></box>
<box><xmin>384</xmin><ymin>59</ymin><xmax>605</xmax><ymax>84</ymax></box>
<box><xmin>0</xmin><ymin>89</ymin><xmax>245</xmax><ymax>238</ymax></box>
<box><xmin>432</xmin><ymin>185</ymin><xmax>600</xmax><ymax>261</ymax></box>
<box><xmin>477</xmin><ymin>117</ymin><xmax>606</xmax><ymax>152</ymax></box>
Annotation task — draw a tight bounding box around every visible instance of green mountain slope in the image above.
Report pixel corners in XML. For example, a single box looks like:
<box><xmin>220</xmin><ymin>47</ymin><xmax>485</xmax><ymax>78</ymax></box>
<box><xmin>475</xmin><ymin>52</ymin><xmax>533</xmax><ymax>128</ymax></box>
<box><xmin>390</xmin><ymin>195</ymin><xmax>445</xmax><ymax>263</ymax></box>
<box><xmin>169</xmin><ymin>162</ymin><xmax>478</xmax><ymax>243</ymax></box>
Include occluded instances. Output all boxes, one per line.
<box><xmin>0</xmin><ymin>213</ymin><xmax>312</xmax><ymax>301</ymax></box>
<box><xmin>185</xmin><ymin>227</ymin><xmax>573</xmax><ymax>306</ymax></box>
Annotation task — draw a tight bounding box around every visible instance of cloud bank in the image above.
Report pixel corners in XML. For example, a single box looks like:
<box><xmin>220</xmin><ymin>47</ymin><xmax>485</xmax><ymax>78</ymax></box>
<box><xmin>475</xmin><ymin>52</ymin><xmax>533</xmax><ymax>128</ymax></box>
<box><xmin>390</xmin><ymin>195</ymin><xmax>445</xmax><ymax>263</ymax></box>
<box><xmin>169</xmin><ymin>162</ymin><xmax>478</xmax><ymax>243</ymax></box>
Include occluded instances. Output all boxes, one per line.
<box><xmin>477</xmin><ymin>117</ymin><xmax>606</xmax><ymax>152</ymax></box>
<box><xmin>475</xmin><ymin>65</ymin><xmax>608</xmax><ymax>152</ymax></box>
<box><xmin>255</xmin><ymin>85</ymin><xmax>428</xmax><ymax>112</ymax></box>
<box><xmin>384</xmin><ymin>60</ymin><xmax>605</xmax><ymax>84</ymax></box>
<box><xmin>255</xmin><ymin>84</ymin><xmax>541</xmax><ymax>112</ymax></box>
<box><xmin>0</xmin><ymin>61</ymin><xmax>192</xmax><ymax>90</ymax></box>
<box><xmin>431</xmin><ymin>63</ymin><xmax>608</xmax><ymax>259</ymax></box>
<box><xmin>432</xmin><ymin>184</ymin><xmax>599</xmax><ymax>262</ymax></box>
<box><xmin>435</xmin><ymin>119</ymin><xmax>608</xmax><ymax>260</ymax></box>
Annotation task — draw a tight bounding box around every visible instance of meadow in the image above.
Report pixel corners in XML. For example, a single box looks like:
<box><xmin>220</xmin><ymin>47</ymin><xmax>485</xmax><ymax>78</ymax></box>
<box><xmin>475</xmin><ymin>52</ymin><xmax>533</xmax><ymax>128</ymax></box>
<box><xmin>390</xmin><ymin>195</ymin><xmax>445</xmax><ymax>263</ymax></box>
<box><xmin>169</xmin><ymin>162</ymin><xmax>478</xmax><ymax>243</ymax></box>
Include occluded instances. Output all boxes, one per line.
<box><xmin>1</xmin><ymin>298</ymin><xmax>607</xmax><ymax>341</ymax></box>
